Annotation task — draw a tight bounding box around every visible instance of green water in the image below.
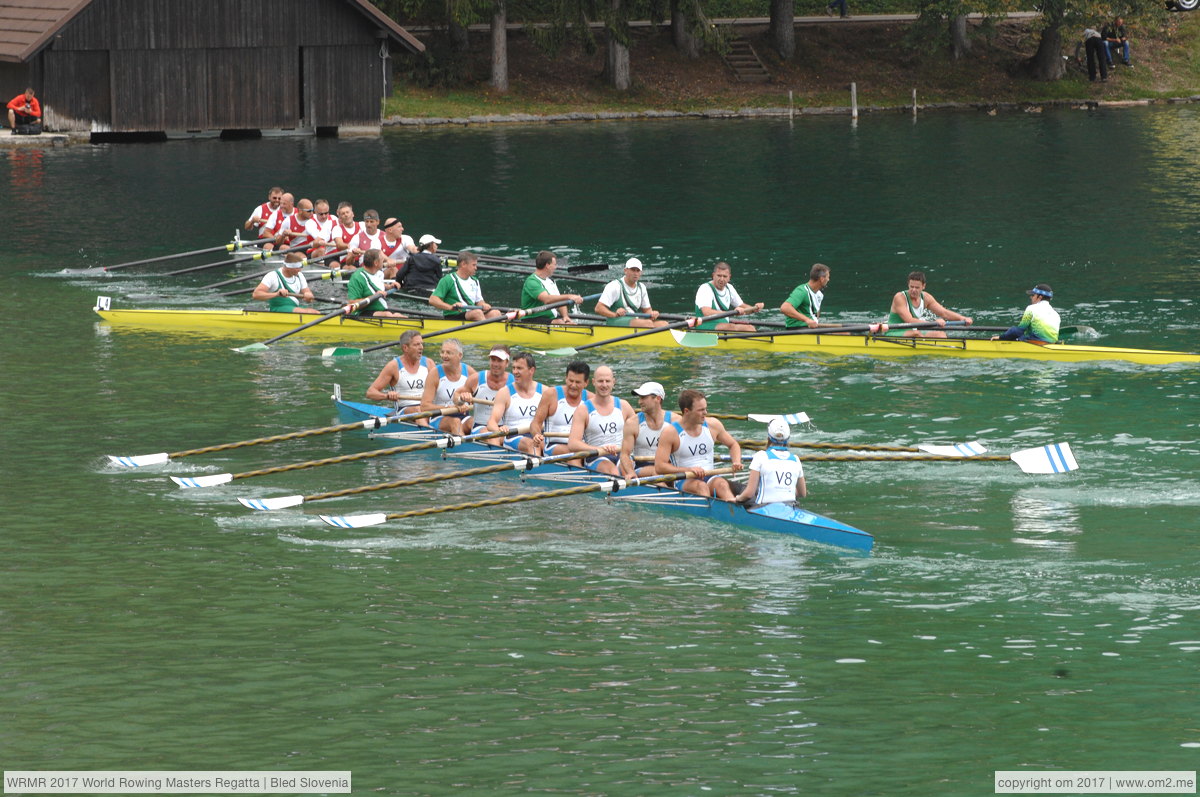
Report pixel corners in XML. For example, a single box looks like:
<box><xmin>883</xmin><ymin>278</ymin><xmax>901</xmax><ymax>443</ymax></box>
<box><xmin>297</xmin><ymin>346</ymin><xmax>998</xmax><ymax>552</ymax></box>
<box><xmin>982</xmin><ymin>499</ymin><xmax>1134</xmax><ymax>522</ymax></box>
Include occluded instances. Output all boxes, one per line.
<box><xmin>2</xmin><ymin>107</ymin><xmax>1199</xmax><ymax>796</ymax></box>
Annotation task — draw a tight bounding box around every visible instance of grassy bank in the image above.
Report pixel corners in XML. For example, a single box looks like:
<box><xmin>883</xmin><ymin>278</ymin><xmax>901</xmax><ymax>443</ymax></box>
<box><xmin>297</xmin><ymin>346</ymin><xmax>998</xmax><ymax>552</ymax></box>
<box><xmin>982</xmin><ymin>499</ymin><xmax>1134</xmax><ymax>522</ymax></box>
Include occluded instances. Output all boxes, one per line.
<box><xmin>385</xmin><ymin>11</ymin><xmax>1200</xmax><ymax>118</ymax></box>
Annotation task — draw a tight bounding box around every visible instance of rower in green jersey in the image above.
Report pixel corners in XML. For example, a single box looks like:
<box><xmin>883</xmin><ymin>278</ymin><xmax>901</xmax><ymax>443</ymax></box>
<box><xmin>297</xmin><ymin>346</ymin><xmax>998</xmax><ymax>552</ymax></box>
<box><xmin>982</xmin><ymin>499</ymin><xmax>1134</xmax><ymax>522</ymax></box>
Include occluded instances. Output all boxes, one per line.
<box><xmin>250</xmin><ymin>252</ymin><xmax>319</xmax><ymax>314</ymax></box>
<box><xmin>345</xmin><ymin>249</ymin><xmax>405</xmax><ymax>318</ymax></box>
<box><xmin>781</xmin><ymin>264</ymin><xmax>831</xmax><ymax>329</ymax></box>
<box><xmin>992</xmin><ymin>283</ymin><xmax>1060</xmax><ymax>343</ymax></box>
<box><xmin>884</xmin><ymin>270</ymin><xmax>973</xmax><ymax>337</ymax></box>
<box><xmin>520</xmin><ymin>250</ymin><xmax>583</xmax><ymax>324</ymax></box>
<box><xmin>594</xmin><ymin>257</ymin><xmax>668</xmax><ymax>328</ymax></box>
<box><xmin>429</xmin><ymin>251</ymin><xmax>501</xmax><ymax>321</ymax></box>
<box><xmin>693</xmin><ymin>261</ymin><xmax>763</xmax><ymax>331</ymax></box>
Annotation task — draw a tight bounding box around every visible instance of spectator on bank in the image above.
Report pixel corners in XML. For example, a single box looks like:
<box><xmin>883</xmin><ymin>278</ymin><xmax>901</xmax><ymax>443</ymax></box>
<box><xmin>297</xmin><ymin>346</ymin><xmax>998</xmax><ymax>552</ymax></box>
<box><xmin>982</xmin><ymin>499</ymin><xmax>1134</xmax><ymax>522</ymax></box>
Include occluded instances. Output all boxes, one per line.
<box><xmin>826</xmin><ymin>0</ymin><xmax>848</xmax><ymax>17</ymax></box>
<box><xmin>1102</xmin><ymin>17</ymin><xmax>1131</xmax><ymax>67</ymax></box>
<box><xmin>1083</xmin><ymin>28</ymin><xmax>1108</xmax><ymax>83</ymax></box>
<box><xmin>7</xmin><ymin>88</ymin><xmax>41</xmax><ymax>131</ymax></box>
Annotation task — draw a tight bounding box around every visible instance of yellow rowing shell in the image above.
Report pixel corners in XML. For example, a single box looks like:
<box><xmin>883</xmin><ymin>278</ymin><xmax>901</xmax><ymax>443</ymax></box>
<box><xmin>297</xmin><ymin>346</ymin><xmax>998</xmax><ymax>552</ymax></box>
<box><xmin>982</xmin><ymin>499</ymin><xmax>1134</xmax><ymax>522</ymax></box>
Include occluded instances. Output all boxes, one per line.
<box><xmin>93</xmin><ymin>307</ymin><xmax>1200</xmax><ymax>365</ymax></box>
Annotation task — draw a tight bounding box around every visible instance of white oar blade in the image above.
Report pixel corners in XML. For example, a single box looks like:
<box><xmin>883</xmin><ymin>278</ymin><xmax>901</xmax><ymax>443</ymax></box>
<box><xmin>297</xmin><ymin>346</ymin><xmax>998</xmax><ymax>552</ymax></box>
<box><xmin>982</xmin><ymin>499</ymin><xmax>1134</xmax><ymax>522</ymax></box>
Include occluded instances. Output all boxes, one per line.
<box><xmin>670</xmin><ymin>329</ymin><xmax>719</xmax><ymax>347</ymax></box>
<box><xmin>108</xmin><ymin>452</ymin><xmax>170</xmax><ymax>468</ymax></box>
<box><xmin>917</xmin><ymin>441</ymin><xmax>988</xmax><ymax>457</ymax></box>
<box><xmin>1010</xmin><ymin>443</ymin><xmax>1078</xmax><ymax>474</ymax></box>
<box><xmin>238</xmin><ymin>494</ymin><xmax>305</xmax><ymax>511</ymax></box>
<box><xmin>747</xmin><ymin>412</ymin><xmax>811</xmax><ymax>425</ymax></box>
<box><xmin>321</xmin><ymin>346</ymin><xmax>364</xmax><ymax>358</ymax></box>
<box><xmin>170</xmin><ymin>473</ymin><xmax>234</xmax><ymax>488</ymax></box>
<box><xmin>319</xmin><ymin>513</ymin><xmax>388</xmax><ymax>529</ymax></box>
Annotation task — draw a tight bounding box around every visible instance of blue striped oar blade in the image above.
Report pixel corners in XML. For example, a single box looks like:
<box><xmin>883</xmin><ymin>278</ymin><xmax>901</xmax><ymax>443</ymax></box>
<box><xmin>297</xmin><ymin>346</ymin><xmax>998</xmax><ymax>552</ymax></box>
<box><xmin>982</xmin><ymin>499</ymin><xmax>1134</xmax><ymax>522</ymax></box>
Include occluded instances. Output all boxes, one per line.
<box><xmin>1009</xmin><ymin>443</ymin><xmax>1079</xmax><ymax>474</ymax></box>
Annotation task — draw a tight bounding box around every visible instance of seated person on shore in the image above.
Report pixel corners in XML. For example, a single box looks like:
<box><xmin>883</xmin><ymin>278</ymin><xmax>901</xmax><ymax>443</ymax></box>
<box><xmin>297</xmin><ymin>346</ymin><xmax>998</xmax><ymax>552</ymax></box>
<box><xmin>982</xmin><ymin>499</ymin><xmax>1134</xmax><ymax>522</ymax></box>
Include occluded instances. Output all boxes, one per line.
<box><xmin>429</xmin><ymin>251</ymin><xmax>501</xmax><ymax>321</ymax></box>
<box><xmin>735</xmin><ymin>419</ymin><xmax>806</xmax><ymax>508</ymax></box>
<box><xmin>250</xmin><ymin>252</ymin><xmax>318</xmax><ymax>313</ymax></box>
<box><xmin>991</xmin><ymin>284</ymin><xmax>1060</xmax><ymax>343</ymax></box>
<box><xmin>395</xmin><ymin>234</ymin><xmax>446</xmax><ymax>296</ymax></box>
<box><xmin>595</xmin><ymin>258</ymin><xmax>667</xmax><ymax>328</ymax></box>
<box><xmin>7</xmin><ymin>88</ymin><xmax>40</xmax><ymax>131</ymax></box>
<box><xmin>884</xmin><ymin>271</ymin><xmax>973</xmax><ymax>337</ymax></box>
<box><xmin>695</xmin><ymin>261</ymin><xmax>763</xmax><ymax>332</ymax></box>
<box><xmin>1102</xmin><ymin>17</ymin><xmax>1131</xmax><ymax>67</ymax></box>
<box><xmin>345</xmin><ymin>249</ymin><xmax>405</xmax><ymax>318</ymax></box>
<box><xmin>521</xmin><ymin>251</ymin><xmax>584</xmax><ymax>324</ymax></box>
<box><xmin>781</xmin><ymin>264</ymin><xmax>831</xmax><ymax>329</ymax></box>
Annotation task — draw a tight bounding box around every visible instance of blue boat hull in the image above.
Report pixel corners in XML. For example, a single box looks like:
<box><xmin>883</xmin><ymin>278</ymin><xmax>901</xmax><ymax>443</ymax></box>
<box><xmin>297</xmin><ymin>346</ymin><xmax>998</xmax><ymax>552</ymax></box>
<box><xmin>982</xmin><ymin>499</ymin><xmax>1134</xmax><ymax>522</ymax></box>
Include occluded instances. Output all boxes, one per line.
<box><xmin>334</xmin><ymin>397</ymin><xmax>875</xmax><ymax>552</ymax></box>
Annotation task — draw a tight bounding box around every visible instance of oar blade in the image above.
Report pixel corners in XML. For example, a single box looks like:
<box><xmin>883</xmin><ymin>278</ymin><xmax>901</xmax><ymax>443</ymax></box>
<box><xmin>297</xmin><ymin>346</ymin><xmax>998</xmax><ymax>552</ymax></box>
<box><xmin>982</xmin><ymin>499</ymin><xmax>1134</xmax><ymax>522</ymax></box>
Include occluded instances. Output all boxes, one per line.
<box><xmin>539</xmin><ymin>346</ymin><xmax>580</xmax><ymax>357</ymax></box>
<box><xmin>747</xmin><ymin>412</ymin><xmax>811</xmax><ymax>425</ymax></box>
<box><xmin>239</xmin><ymin>494</ymin><xmax>305</xmax><ymax>511</ymax></box>
<box><xmin>321</xmin><ymin>346</ymin><xmax>365</xmax><ymax>358</ymax></box>
<box><xmin>171</xmin><ymin>473</ymin><xmax>234</xmax><ymax>488</ymax></box>
<box><xmin>233</xmin><ymin>342</ymin><xmax>270</xmax><ymax>353</ymax></box>
<box><xmin>108</xmin><ymin>452</ymin><xmax>170</xmax><ymax>468</ymax></box>
<box><xmin>670</xmin><ymin>329</ymin><xmax>719</xmax><ymax>347</ymax></box>
<box><xmin>1009</xmin><ymin>443</ymin><xmax>1079</xmax><ymax>474</ymax></box>
<box><xmin>916</xmin><ymin>441</ymin><xmax>988</xmax><ymax>457</ymax></box>
<box><xmin>319</xmin><ymin>512</ymin><xmax>388</xmax><ymax>529</ymax></box>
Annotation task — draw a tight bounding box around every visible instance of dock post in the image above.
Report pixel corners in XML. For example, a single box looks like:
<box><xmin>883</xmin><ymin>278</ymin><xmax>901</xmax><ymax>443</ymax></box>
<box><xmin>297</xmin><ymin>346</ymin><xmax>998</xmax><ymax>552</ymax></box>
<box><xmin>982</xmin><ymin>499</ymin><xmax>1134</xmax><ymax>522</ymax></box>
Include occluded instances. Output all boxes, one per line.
<box><xmin>789</xmin><ymin>90</ymin><xmax>795</xmax><ymax>121</ymax></box>
<box><xmin>851</xmin><ymin>83</ymin><xmax>858</xmax><ymax>120</ymax></box>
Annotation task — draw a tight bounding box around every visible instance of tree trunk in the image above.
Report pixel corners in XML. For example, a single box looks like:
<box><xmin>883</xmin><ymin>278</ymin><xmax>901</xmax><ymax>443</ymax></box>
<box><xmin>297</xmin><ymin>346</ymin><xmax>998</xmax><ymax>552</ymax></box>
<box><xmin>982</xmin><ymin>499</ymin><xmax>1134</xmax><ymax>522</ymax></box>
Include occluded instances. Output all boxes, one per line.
<box><xmin>1031</xmin><ymin>20</ymin><xmax>1066</xmax><ymax>80</ymax></box>
<box><xmin>671</xmin><ymin>0</ymin><xmax>700</xmax><ymax>59</ymax></box>
<box><xmin>605</xmin><ymin>0</ymin><xmax>631</xmax><ymax>90</ymax></box>
<box><xmin>950</xmin><ymin>14</ymin><xmax>971</xmax><ymax>60</ymax></box>
<box><xmin>768</xmin><ymin>0</ymin><xmax>795</xmax><ymax>60</ymax></box>
<box><xmin>491</xmin><ymin>0</ymin><xmax>508</xmax><ymax>92</ymax></box>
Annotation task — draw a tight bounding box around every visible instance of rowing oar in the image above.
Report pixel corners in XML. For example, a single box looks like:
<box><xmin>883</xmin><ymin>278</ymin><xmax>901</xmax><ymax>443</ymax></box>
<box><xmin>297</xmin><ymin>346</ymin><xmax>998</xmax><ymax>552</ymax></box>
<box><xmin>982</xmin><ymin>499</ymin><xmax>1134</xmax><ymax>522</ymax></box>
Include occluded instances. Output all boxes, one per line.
<box><xmin>737</xmin><ymin>438</ymin><xmax>986</xmax><ymax>455</ymax></box>
<box><xmin>171</xmin><ymin>421</ymin><xmax>530</xmax><ymax>488</ymax></box>
<box><xmin>163</xmin><ymin>242</ymin><xmax>310</xmax><ymax>277</ymax></box>
<box><xmin>205</xmin><ymin>252</ymin><xmax>344</xmax><ymax>290</ymax></box>
<box><xmin>467</xmin><ymin>261</ymin><xmax>612</xmax><ymax>285</ymax></box>
<box><xmin>233</xmin><ymin>289</ymin><xmax>396</xmax><ymax>352</ymax></box>
<box><xmin>318</xmin><ymin>466</ymin><xmax>736</xmax><ymax>529</ymax></box>
<box><xmin>716</xmin><ymin>321</ymin><xmax>1009</xmax><ymax>340</ymax></box>
<box><xmin>239</xmin><ymin>447</ymin><xmax>604</xmax><ymax>511</ymax></box>
<box><xmin>711</xmin><ymin>411</ymin><xmax>812</xmax><ymax>424</ymax></box>
<box><xmin>439</xmin><ymin>248</ymin><xmax>610</xmax><ymax>274</ymax></box>
<box><xmin>320</xmin><ymin>293</ymin><xmax>602</xmax><ymax>358</ymax></box>
<box><xmin>106</xmin><ymin>406</ymin><xmax>435</xmax><ymax>468</ymax></box>
<box><xmin>649</xmin><ymin>310</ymin><xmax>791</xmax><ymax>330</ymax></box>
<box><xmin>95</xmin><ymin>239</ymin><xmax>267</xmax><ymax>273</ymax></box>
<box><xmin>774</xmin><ymin>444</ymin><xmax>1078</xmax><ymax>475</ymax></box>
<box><xmin>539</xmin><ymin>307</ymin><xmax>745</xmax><ymax>356</ymax></box>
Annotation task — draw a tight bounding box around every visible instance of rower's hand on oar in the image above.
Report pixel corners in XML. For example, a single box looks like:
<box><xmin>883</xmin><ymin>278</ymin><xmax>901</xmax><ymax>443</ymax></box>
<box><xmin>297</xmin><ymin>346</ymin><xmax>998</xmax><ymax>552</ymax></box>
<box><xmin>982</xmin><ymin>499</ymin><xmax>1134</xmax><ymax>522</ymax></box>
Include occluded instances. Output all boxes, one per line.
<box><xmin>568</xmin><ymin>293</ymin><xmax>584</xmax><ymax>304</ymax></box>
<box><xmin>740</xmin><ymin>303</ymin><xmax>765</xmax><ymax>315</ymax></box>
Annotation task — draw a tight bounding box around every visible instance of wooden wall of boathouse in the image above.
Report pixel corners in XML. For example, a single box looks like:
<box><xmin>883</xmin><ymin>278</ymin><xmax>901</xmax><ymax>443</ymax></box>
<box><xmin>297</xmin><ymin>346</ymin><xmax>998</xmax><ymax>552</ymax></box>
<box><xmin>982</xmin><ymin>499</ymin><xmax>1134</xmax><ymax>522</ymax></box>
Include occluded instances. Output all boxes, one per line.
<box><xmin>2</xmin><ymin>0</ymin><xmax>420</xmax><ymax>135</ymax></box>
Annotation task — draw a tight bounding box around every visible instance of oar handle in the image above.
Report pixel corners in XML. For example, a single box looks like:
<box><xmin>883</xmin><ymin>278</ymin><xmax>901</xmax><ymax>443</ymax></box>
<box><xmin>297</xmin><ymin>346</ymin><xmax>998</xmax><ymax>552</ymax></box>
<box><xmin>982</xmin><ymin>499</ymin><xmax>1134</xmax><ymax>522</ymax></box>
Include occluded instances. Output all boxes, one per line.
<box><xmin>206</xmin><ymin>252</ymin><xmax>343</xmax><ymax>291</ymax></box>
<box><xmin>569</xmin><ymin>307</ymin><xmax>744</xmax><ymax>353</ymax></box>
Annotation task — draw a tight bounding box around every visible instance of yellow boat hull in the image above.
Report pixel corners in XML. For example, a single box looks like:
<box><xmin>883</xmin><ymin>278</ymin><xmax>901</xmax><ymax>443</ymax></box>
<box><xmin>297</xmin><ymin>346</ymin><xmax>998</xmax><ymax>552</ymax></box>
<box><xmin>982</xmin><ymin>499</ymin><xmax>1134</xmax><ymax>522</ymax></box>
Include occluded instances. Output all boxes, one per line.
<box><xmin>93</xmin><ymin>307</ymin><xmax>1200</xmax><ymax>365</ymax></box>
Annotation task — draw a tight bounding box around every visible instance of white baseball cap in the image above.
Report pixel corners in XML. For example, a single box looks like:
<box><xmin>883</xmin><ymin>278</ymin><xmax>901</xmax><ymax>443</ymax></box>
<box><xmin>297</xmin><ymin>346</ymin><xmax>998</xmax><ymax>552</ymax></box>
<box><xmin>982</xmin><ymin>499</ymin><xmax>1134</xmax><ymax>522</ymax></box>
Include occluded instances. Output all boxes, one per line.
<box><xmin>488</xmin><ymin>347</ymin><xmax>510</xmax><ymax>361</ymax></box>
<box><xmin>419</xmin><ymin>234</ymin><xmax>441</xmax><ymax>246</ymax></box>
<box><xmin>625</xmin><ymin>257</ymin><xmax>643</xmax><ymax>271</ymax></box>
<box><xmin>631</xmin><ymin>381</ymin><xmax>665</xmax><ymax>399</ymax></box>
<box><xmin>767</xmin><ymin>418</ymin><xmax>791</xmax><ymax>442</ymax></box>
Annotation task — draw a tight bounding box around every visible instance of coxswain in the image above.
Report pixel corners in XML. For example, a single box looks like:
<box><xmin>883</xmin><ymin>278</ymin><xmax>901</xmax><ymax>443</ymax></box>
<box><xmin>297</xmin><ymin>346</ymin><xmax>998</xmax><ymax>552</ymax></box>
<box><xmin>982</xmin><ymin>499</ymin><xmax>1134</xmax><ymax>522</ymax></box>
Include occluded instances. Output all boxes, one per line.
<box><xmin>883</xmin><ymin>271</ymin><xmax>973</xmax><ymax>338</ymax></box>
<box><xmin>991</xmin><ymin>284</ymin><xmax>1060</xmax><ymax>343</ymax></box>
<box><xmin>595</xmin><ymin>258</ymin><xmax>667</xmax><ymax>328</ymax></box>
<box><xmin>366</xmin><ymin>330</ymin><xmax>437</xmax><ymax>425</ymax></box>
<box><xmin>420</xmin><ymin>338</ymin><xmax>477</xmax><ymax>436</ymax></box>
<box><xmin>345</xmin><ymin>249</ymin><xmax>404</xmax><ymax>318</ymax></box>
<box><xmin>694</xmin><ymin>261</ymin><xmax>763</xmax><ymax>332</ymax></box>
<box><xmin>781</xmin><ymin>264</ymin><xmax>831</xmax><ymax>329</ymax></box>
<box><xmin>486</xmin><ymin>352</ymin><xmax>545</xmax><ymax>453</ymax></box>
<box><xmin>734</xmin><ymin>419</ymin><xmax>806</xmax><ymax>507</ymax></box>
<box><xmin>531</xmin><ymin>361</ymin><xmax>590</xmax><ymax>456</ymax></box>
<box><xmin>250</xmin><ymin>252</ymin><xmax>318</xmax><ymax>314</ymax></box>
<box><xmin>459</xmin><ymin>346</ymin><xmax>515</xmax><ymax>435</ymax></box>
<box><xmin>567</xmin><ymin>365</ymin><xmax>635</xmax><ymax>475</ymax></box>
<box><xmin>619</xmin><ymin>381</ymin><xmax>673</xmax><ymax>479</ymax></box>
<box><xmin>654</xmin><ymin>388</ymin><xmax>743</xmax><ymax>499</ymax></box>
<box><xmin>429</xmin><ymin>251</ymin><xmax>501</xmax><ymax>321</ymax></box>
<box><xmin>244</xmin><ymin>186</ymin><xmax>283</xmax><ymax>237</ymax></box>
<box><xmin>395</xmin><ymin>234</ymin><xmax>446</xmax><ymax>296</ymax></box>
<box><xmin>521</xmin><ymin>251</ymin><xmax>583</xmax><ymax>324</ymax></box>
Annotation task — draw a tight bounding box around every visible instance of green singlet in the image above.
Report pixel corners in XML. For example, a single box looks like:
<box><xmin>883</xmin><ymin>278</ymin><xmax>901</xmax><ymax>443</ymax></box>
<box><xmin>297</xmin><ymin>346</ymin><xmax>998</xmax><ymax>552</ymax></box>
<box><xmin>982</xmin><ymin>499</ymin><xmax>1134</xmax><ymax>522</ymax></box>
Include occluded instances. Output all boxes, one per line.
<box><xmin>884</xmin><ymin>291</ymin><xmax>931</xmax><ymax>336</ymax></box>
<box><xmin>346</xmin><ymin>268</ymin><xmax>389</xmax><ymax>314</ymax></box>
<box><xmin>267</xmin><ymin>269</ymin><xmax>305</xmax><ymax>313</ymax></box>
<box><xmin>520</xmin><ymin>273</ymin><xmax>556</xmax><ymax>321</ymax></box>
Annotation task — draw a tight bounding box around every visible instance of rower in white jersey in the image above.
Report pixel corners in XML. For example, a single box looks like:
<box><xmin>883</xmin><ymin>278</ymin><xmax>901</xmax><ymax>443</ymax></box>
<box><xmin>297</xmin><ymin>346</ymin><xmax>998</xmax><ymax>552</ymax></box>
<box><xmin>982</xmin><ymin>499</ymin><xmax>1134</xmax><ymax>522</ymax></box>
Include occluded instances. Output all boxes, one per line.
<box><xmin>487</xmin><ymin>352</ymin><xmax>545</xmax><ymax>454</ymax></box>
<box><xmin>567</xmin><ymin>365</ymin><xmax>636</xmax><ymax>474</ymax></box>
<box><xmin>619</xmin><ymin>381</ymin><xmax>674</xmax><ymax>479</ymax></box>
<box><xmin>654</xmin><ymin>388</ymin><xmax>743</xmax><ymax>499</ymax></box>
<box><xmin>366</xmin><ymin>330</ymin><xmax>437</xmax><ymax>427</ymax></box>
<box><xmin>735</xmin><ymin>419</ymin><xmax>807</xmax><ymax>507</ymax></box>
<box><xmin>458</xmin><ymin>345</ymin><xmax>514</xmax><ymax>435</ymax></box>
<box><xmin>531</xmin><ymin>361</ymin><xmax>590</xmax><ymax>456</ymax></box>
<box><xmin>419</xmin><ymin>338</ymin><xmax>477</xmax><ymax>436</ymax></box>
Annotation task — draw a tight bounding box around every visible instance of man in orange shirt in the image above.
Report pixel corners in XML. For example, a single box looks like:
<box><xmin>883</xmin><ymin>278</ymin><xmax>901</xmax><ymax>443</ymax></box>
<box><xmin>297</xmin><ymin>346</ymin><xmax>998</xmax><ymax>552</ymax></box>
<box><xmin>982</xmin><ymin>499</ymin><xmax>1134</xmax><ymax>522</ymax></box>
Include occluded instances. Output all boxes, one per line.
<box><xmin>7</xmin><ymin>88</ymin><xmax>41</xmax><ymax>131</ymax></box>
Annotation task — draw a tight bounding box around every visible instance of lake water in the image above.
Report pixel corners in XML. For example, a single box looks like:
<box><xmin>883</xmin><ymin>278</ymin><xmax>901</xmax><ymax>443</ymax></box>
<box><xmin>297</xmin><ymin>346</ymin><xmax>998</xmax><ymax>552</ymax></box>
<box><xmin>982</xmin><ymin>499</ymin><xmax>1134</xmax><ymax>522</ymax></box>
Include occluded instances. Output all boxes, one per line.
<box><xmin>2</xmin><ymin>106</ymin><xmax>1199</xmax><ymax>795</ymax></box>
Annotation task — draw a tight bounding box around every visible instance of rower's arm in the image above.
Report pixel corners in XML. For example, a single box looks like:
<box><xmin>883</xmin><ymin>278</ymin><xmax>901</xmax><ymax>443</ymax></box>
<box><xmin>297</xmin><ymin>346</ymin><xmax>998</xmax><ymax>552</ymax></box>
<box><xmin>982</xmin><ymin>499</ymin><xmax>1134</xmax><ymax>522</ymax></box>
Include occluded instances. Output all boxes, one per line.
<box><xmin>486</xmin><ymin>389</ymin><xmax>510</xmax><ymax>433</ymax></box>
<box><xmin>734</xmin><ymin>470</ymin><xmax>760</xmax><ymax>503</ymax></box>
<box><xmin>418</xmin><ymin>370</ymin><xmax>441</xmax><ymax>414</ymax></box>
<box><xmin>250</xmin><ymin>279</ymin><xmax>276</xmax><ymax>302</ymax></box>
<box><xmin>926</xmin><ymin>294</ymin><xmax>971</xmax><ymax>325</ymax></box>
<box><xmin>780</xmin><ymin>301</ymin><xmax>817</xmax><ymax>327</ymax></box>
<box><xmin>712</xmin><ymin>420</ymin><xmax>744</xmax><ymax>472</ymax></box>
<box><xmin>891</xmin><ymin>292</ymin><xmax>919</xmax><ymax>323</ymax></box>
<box><xmin>653</xmin><ymin>426</ymin><xmax>682</xmax><ymax>475</ymax></box>
<box><xmin>566</xmin><ymin>406</ymin><xmax>591</xmax><ymax>453</ymax></box>
<box><xmin>428</xmin><ymin>292</ymin><xmax>455</xmax><ymax>312</ymax></box>
<box><xmin>365</xmin><ymin>362</ymin><xmax>399</xmax><ymax>402</ymax></box>
<box><xmin>529</xmin><ymin>390</ymin><xmax>556</xmax><ymax>440</ymax></box>
<box><xmin>594</xmin><ymin>300</ymin><xmax>619</xmax><ymax>318</ymax></box>
<box><xmin>618</xmin><ymin>418</ymin><xmax>639</xmax><ymax>478</ymax></box>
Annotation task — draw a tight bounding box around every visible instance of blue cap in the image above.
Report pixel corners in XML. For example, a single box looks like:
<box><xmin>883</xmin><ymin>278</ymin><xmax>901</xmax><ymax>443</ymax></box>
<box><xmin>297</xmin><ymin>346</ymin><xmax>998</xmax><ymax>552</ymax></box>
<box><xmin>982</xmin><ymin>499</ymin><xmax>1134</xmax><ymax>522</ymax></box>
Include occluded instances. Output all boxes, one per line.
<box><xmin>1027</xmin><ymin>284</ymin><xmax>1053</xmax><ymax>299</ymax></box>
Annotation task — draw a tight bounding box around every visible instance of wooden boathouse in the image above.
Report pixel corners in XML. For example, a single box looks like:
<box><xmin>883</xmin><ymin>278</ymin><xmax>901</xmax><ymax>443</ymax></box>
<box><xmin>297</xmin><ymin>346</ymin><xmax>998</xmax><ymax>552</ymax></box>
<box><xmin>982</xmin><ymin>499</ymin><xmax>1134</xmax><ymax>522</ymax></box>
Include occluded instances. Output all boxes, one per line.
<box><xmin>0</xmin><ymin>0</ymin><xmax>424</xmax><ymax>138</ymax></box>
